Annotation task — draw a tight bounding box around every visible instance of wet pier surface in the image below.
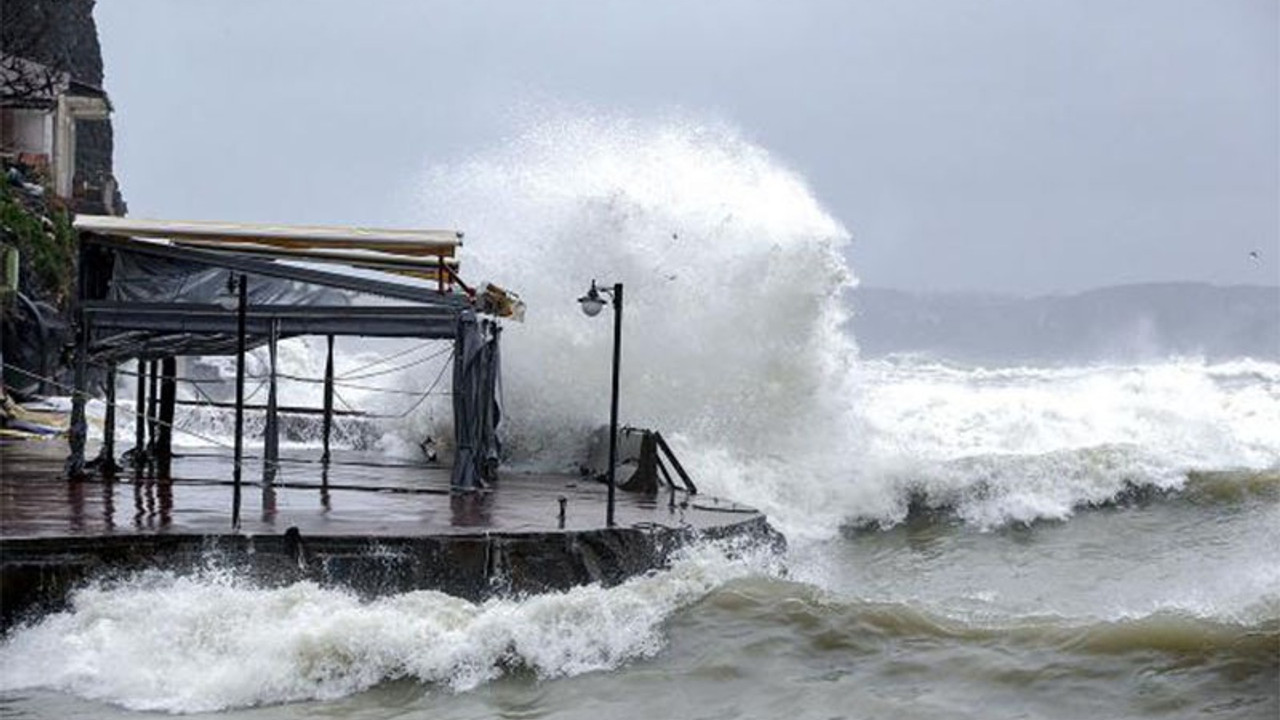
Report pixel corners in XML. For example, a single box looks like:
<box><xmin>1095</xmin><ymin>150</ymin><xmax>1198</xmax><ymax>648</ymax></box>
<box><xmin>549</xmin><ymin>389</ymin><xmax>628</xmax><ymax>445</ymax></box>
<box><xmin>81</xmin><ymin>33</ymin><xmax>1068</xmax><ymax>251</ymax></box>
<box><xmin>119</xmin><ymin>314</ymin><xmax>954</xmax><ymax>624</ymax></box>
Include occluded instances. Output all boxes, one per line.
<box><xmin>1</xmin><ymin>443</ymin><xmax>758</xmax><ymax>539</ymax></box>
<box><xmin>0</xmin><ymin>442</ymin><xmax>777</xmax><ymax>628</ymax></box>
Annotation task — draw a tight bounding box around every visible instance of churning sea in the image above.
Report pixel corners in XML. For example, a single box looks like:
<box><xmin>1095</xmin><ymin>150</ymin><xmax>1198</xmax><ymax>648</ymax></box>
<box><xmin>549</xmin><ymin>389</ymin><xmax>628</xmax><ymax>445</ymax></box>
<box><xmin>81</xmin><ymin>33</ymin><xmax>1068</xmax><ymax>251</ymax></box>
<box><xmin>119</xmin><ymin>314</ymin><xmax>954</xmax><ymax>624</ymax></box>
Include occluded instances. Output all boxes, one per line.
<box><xmin>2</xmin><ymin>114</ymin><xmax>1276</xmax><ymax>718</ymax></box>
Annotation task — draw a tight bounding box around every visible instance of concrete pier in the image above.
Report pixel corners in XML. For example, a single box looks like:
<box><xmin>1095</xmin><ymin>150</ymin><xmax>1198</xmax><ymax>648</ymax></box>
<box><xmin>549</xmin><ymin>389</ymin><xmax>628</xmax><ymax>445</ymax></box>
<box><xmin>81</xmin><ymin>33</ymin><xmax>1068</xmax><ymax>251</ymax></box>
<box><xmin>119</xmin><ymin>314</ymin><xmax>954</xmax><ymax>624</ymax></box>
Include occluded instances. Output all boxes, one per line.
<box><xmin>3</xmin><ymin>216</ymin><xmax>782</xmax><ymax>631</ymax></box>
<box><xmin>0</xmin><ymin>443</ymin><xmax>780</xmax><ymax>630</ymax></box>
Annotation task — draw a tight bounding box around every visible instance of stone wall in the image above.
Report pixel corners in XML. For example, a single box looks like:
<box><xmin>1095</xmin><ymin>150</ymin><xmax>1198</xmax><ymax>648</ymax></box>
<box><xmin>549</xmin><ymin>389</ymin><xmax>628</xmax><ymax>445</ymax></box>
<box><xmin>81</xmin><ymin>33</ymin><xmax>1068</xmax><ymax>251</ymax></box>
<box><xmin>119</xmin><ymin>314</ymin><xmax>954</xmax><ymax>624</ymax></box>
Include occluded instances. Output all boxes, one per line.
<box><xmin>1</xmin><ymin>0</ymin><xmax>125</xmax><ymax>214</ymax></box>
<box><xmin>2</xmin><ymin>0</ymin><xmax>124</xmax><ymax>396</ymax></box>
<box><xmin>1</xmin><ymin>0</ymin><xmax>104</xmax><ymax>87</ymax></box>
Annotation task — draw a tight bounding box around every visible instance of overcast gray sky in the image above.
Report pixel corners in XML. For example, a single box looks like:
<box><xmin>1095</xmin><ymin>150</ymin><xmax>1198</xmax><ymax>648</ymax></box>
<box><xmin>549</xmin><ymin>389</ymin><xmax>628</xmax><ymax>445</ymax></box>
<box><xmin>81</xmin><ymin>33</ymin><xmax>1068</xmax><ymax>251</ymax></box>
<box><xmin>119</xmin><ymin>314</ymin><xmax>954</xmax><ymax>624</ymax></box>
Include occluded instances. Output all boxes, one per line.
<box><xmin>96</xmin><ymin>0</ymin><xmax>1277</xmax><ymax>294</ymax></box>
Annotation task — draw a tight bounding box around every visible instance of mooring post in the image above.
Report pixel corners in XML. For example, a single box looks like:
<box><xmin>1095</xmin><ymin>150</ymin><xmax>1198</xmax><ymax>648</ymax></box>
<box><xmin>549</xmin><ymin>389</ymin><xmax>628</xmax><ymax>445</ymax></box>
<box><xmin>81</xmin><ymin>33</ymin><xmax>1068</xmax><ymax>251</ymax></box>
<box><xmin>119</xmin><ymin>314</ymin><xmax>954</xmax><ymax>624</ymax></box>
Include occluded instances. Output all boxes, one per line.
<box><xmin>231</xmin><ymin>275</ymin><xmax>247</xmax><ymax>529</ymax></box>
<box><xmin>263</xmin><ymin>319</ymin><xmax>280</xmax><ymax>487</ymax></box>
<box><xmin>321</xmin><ymin>334</ymin><xmax>335</xmax><ymax>465</ymax></box>
<box><xmin>133</xmin><ymin>358</ymin><xmax>146</xmax><ymax>465</ymax></box>
<box><xmin>101</xmin><ymin>362</ymin><xmax>116</xmax><ymax>472</ymax></box>
<box><xmin>157</xmin><ymin>356</ymin><xmax>177</xmax><ymax>478</ymax></box>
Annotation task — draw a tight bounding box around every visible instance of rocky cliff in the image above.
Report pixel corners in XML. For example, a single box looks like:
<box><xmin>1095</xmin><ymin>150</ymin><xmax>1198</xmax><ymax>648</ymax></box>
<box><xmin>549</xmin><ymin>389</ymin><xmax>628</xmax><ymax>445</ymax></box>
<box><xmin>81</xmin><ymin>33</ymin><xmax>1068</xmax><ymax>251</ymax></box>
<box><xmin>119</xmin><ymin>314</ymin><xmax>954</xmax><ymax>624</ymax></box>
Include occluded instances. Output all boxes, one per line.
<box><xmin>2</xmin><ymin>0</ymin><xmax>123</xmax><ymax>397</ymax></box>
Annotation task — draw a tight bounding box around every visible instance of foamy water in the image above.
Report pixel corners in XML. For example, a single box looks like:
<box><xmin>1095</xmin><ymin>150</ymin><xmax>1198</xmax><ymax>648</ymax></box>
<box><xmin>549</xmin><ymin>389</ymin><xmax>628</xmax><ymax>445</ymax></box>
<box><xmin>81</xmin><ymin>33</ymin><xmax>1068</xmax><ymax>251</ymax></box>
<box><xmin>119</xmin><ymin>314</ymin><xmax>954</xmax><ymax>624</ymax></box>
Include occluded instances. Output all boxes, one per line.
<box><xmin>843</xmin><ymin>356</ymin><xmax>1280</xmax><ymax>528</ymax></box>
<box><xmin>0</xmin><ymin>540</ymin><xmax>782</xmax><ymax>713</ymax></box>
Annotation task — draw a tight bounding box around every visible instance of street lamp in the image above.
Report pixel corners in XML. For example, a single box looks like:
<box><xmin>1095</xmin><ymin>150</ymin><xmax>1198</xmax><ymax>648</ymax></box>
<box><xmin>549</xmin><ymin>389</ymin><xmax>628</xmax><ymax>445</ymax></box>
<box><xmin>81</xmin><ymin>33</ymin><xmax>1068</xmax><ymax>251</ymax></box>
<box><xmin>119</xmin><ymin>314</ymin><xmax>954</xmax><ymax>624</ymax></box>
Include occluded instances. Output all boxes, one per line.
<box><xmin>578</xmin><ymin>279</ymin><xmax>623</xmax><ymax>528</ymax></box>
<box><xmin>220</xmin><ymin>273</ymin><xmax>248</xmax><ymax>529</ymax></box>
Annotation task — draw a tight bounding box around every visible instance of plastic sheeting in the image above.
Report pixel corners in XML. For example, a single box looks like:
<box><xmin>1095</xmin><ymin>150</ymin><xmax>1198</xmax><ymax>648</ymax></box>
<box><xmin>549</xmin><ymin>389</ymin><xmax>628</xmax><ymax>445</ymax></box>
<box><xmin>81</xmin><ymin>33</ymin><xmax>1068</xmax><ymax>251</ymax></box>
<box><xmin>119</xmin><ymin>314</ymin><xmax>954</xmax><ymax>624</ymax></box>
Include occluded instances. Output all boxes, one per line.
<box><xmin>450</xmin><ymin>310</ymin><xmax>502</xmax><ymax>491</ymax></box>
<box><xmin>108</xmin><ymin>251</ymin><xmax>351</xmax><ymax>307</ymax></box>
<box><xmin>89</xmin><ymin>249</ymin><xmax>451</xmax><ymax>360</ymax></box>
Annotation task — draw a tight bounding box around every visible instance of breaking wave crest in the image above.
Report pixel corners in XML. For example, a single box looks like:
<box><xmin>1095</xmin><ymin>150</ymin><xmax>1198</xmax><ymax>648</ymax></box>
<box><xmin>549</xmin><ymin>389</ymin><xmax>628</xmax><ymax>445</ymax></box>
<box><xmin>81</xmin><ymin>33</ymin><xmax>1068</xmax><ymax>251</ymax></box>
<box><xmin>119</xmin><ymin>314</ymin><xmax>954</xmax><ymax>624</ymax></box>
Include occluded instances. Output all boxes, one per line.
<box><xmin>411</xmin><ymin>111</ymin><xmax>861</xmax><ymax>539</ymax></box>
<box><xmin>847</xmin><ymin>357</ymin><xmax>1280</xmax><ymax>528</ymax></box>
<box><xmin>0</xmin><ymin>540</ymin><xmax>782</xmax><ymax>713</ymax></box>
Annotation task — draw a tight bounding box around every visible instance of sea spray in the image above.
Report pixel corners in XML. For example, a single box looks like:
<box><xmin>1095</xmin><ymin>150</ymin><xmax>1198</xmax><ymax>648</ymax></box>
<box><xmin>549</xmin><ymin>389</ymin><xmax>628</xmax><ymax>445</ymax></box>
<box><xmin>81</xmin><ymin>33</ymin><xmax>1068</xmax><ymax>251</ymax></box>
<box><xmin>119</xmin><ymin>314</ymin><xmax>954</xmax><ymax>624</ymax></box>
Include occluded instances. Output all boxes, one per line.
<box><xmin>407</xmin><ymin>111</ymin><xmax>1280</xmax><ymax>536</ymax></box>
<box><xmin>411</xmin><ymin>112</ymin><xmax>863</xmax><ymax>539</ymax></box>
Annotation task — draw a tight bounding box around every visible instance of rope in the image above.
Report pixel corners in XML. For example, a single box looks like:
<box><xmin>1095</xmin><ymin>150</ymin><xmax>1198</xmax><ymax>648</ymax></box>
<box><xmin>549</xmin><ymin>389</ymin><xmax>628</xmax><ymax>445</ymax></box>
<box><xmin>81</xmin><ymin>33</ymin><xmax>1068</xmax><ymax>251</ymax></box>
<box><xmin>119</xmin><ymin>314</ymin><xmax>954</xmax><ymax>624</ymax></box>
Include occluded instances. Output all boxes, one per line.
<box><xmin>337</xmin><ymin>344</ymin><xmax>453</xmax><ymax>381</ymax></box>
<box><xmin>381</xmin><ymin>349</ymin><xmax>454</xmax><ymax>419</ymax></box>
<box><xmin>2</xmin><ymin>362</ymin><xmax>238</xmax><ymax>453</ymax></box>
<box><xmin>7</xmin><ymin>341</ymin><xmax>457</xmax><ymax>446</ymax></box>
<box><xmin>327</xmin><ymin>380</ymin><xmax>450</xmax><ymax>397</ymax></box>
<box><xmin>335</xmin><ymin>339</ymin><xmax>434</xmax><ymax>378</ymax></box>
<box><xmin>97</xmin><ymin>358</ymin><xmax>445</xmax><ymax>396</ymax></box>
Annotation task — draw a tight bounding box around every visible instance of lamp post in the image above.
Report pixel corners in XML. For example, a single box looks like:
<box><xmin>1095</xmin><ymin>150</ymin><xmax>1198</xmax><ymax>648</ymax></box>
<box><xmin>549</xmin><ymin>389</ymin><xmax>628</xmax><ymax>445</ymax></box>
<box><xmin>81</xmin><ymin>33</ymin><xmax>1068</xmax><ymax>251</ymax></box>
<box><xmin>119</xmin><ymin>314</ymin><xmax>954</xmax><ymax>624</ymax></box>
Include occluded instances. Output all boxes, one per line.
<box><xmin>217</xmin><ymin>274</ymin><xmax>248</xmax><ymax>529</ymax></box>
<box><xmin>578</xmin><ymin>280</ymin><xmax>623</xmax><ymax>528</ymax></box>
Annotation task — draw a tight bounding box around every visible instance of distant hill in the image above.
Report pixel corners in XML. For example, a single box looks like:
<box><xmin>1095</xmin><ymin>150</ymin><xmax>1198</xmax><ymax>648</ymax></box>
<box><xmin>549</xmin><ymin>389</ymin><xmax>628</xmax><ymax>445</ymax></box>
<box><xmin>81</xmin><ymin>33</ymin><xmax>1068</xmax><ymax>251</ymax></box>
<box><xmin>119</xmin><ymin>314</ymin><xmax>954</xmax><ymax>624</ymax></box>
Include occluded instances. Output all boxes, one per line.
<box><xmin>848</xmin><ymin>283</ymin><xmax>1280</xmax><ymax>365</ymax></box>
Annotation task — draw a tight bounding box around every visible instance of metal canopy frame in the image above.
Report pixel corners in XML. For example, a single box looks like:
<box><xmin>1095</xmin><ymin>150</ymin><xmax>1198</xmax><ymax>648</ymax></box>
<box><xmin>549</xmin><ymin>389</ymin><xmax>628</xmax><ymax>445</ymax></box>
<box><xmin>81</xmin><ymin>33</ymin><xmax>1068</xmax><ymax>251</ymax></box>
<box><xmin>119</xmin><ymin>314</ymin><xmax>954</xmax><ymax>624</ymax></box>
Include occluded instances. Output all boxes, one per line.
<box><xmin>84</xmin><ymin>303</ymin><xmax>461</xmax><ymax>362</ymax></box>
<box><xmin>65</xmin><ymin>217</ymin><xmax>504</xmax><ymax>504</ymax></box>
<box><xmin>85</xmin><ymin>301</ymin><xmax>460</xmax><ymax>338</ymax></box>
<box><xmin>84</xmin><ymin>233</ymin><xmax>468</xmax><ymax>309</ymax></box>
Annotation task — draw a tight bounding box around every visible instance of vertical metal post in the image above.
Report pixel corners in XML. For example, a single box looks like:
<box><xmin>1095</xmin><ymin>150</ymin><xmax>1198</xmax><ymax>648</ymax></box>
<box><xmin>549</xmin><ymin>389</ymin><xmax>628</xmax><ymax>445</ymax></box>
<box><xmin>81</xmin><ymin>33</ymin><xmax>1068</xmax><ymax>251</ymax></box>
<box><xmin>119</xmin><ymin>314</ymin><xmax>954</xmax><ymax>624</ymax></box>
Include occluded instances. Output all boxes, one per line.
<box><xmin>146</xmin><ymin>359</ymin><xmax>159</xmax><ymax>454</ymax></box>
<box><xmin>232</xmin><ymin>275</ymin><xmax>247</xmax><ymax>529</ymax></box>
<box><xmin>64</xmin><ymin>241</ymin><xmax>89</xmax><ymax>478</ymax></box>
<box><xmin>606</xmin><ymin>282</ymin><xmax>623</xmax><ymax>528</ymax></box>
<box><xmin>134</xmin><ymin>358</ymin><xmax>146</xmax><ymax>464</ymax></box>
<box><xmin>319</xmin><ymin>464</ymin><xmax>331</xmax><ymax>512</ymax></box>
<box><xmin>65</xmin><ymin>318</ymin><xmax>89</xmax><ymax>478</ymax></box>
<box><xmin>263</xmin><ymin>319</ymin><xmax>279</xmax><ymax>486</ymax></box>
<box><xmin>157</xmin><ymin>356</ymin><xmax>176</xmax><ymax>478</ymax></box>
<box><xmin>321</xmin><ymin>334</ymin><xmax>335</xmax><ymax>465</ymax></box>
<box><xmin>102</xmin><ymin>362</ymin><xmax>116</xmax><ymax>471</ymax></box>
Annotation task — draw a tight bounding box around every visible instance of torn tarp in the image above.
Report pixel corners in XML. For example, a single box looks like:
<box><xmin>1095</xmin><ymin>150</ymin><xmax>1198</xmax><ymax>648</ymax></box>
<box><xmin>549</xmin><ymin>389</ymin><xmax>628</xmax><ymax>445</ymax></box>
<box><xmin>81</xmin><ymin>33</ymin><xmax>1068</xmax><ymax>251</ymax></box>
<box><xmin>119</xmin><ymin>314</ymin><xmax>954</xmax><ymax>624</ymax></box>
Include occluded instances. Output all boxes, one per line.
<box><xmin>108</xmin><ymin>250</ymin><xmax>352</xmax><ymax>306</ymax></box>
<box><xmin>450</xmin><ymin>310</ymin><xmax>503</xmax><ymax>491</ymax></box>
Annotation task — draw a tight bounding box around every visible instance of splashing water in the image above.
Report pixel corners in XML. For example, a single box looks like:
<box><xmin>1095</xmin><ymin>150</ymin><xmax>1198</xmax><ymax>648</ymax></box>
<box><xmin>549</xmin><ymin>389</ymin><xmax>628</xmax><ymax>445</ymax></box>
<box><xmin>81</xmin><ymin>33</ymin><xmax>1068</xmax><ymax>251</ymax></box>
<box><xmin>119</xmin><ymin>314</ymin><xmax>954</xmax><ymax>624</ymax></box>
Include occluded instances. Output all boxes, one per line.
<box><xmin>407</xmin><ymin>113</ymin><xmax>860</xmax><ymax>539</ymax></box>
<box><xmin>848</xmin><ymin>357</ymin><xmax>1280</xmax><ymax>527</ymax></box>
<box><xmin>0</xmin><ymin>540</ymin><xmax>782</xmax><ymax>714</ymax></box>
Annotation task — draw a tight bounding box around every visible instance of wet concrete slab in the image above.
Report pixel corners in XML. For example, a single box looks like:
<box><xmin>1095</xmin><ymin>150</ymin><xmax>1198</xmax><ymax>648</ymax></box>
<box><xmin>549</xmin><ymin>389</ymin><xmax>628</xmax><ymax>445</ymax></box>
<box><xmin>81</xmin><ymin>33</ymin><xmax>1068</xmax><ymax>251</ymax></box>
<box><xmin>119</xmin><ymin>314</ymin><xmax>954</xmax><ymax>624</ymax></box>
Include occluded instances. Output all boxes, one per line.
<box><xmin>0</xmin><ymin>443</ymin><xmax>759</xmax><ymax>538</ymax></box>
<box><xmin>0</xmin><ymin>442</ymin><xmax>779</xmax><ymax>629</ymax></box>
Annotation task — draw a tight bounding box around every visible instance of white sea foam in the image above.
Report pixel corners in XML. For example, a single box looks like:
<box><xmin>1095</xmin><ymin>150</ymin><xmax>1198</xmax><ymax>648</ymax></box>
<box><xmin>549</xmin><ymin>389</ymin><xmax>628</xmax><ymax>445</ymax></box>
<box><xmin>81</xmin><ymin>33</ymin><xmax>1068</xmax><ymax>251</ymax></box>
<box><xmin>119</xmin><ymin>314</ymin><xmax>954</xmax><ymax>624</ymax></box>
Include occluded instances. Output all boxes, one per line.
<box><xmin>404</xmin><ymin>111</ymin><xmax>863</xmax><ymax>538</ymax></box>
<box><xmin>0</xmin><ymin>539</ymin><xmax>779</xmax><ymax>713</ymax></box>
<box><xmin>851</xmin><ymin>357</ymin><xmax>1280</xmax><ymax>527</ymax></box>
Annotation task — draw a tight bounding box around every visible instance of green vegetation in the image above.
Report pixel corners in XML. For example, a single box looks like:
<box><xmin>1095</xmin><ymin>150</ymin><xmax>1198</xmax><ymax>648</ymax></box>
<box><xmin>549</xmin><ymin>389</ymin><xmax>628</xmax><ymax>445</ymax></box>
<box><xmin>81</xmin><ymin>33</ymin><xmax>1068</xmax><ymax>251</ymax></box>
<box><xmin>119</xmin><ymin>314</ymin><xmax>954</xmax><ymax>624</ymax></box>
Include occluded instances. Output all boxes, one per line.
<box><xmin>0</xmin><ymin>179</ymin><xmax>76</xmax><ymax>308</ymax></box>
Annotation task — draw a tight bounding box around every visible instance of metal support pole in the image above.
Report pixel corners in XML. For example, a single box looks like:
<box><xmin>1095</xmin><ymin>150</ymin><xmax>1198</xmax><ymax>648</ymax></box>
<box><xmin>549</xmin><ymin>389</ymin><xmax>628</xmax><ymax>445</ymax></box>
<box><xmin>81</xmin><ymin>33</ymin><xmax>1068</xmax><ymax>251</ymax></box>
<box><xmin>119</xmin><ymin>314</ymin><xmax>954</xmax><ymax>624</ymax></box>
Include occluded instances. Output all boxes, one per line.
<box><xmin>146</xmin><ymin>359</ymin><xmax>159</xmax><ymax>453</ymax></box>
<box><xmin>102</xmin><ymin>362</ymin><xmax>116</xmax><ymax>472</ymax></box>
<box><xmin>64</xmin><ymin>318</ymin><xmax>89</xmax><ymax>478</ymax></box>
<box><xmin>157</xmin><ymin>356</ymin><xmax>176</xmax><ymax>478</ymax></box>
<box><xmin>321</xmin><ymin>334</ymin><xmax>335</xmax><ymax>465</ymax></box>
<box><xmin>263</xmin><ymin>319</ymin><xmax>280</xmax><ymax>486</ymax></box>
<box><xmin>134</xmin><ymin>358</ymin><xmax>146</xmax><ymax>464</ymax></box>
<box><xmin>606</xmin><ymin>282</ymin><xmax>622</xmax><ymax>528</ymax></box>
<box><xmin>64</xmin><ymin>241</ymin><xmax>89</xmax><ymax>479</ymax></box>
<box><xmin>232</xmin><ymin>275</ymin><xmax>247</xmax><ymax>529</ymax></box>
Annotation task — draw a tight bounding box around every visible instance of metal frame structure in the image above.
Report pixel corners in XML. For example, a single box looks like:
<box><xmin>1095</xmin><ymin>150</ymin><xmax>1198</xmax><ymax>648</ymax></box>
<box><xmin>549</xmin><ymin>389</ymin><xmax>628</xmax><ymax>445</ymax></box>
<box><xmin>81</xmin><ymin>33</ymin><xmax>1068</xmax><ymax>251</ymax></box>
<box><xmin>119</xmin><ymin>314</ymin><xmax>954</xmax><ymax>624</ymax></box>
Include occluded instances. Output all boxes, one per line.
<box><xmin>64</xmin><ymin>216</ymin><xmax>506</xmax><ymax>519</ymax></box>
